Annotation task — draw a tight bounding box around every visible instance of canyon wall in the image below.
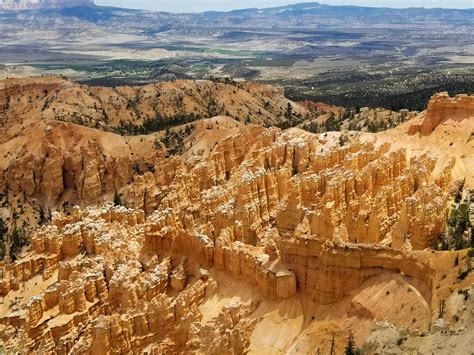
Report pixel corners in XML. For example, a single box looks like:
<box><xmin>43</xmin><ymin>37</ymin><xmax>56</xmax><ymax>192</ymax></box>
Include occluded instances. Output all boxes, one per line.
<box><xmin>0</xmin><ymin>125</ymin><xmax>458</xmax><ymax>352</ymax></box>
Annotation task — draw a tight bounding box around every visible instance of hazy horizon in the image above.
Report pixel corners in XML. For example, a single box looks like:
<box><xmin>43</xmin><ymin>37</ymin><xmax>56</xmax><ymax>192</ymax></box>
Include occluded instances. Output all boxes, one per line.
<box><xmin>95</xmin><ymin>0</ymin><xmax>473</xmax><ymax>12</ymax></box>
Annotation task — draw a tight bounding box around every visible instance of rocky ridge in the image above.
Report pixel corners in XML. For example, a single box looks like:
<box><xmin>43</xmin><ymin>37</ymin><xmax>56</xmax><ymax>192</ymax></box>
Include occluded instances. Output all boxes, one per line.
<box><xmin>0</xmin><ymin>77</ymin><xmax>414</xmax><ymax>244</ymax></box>
<box><xmin>0</xmin><ymin>0</ymin><xmax>94</xmax><ymax>10</ymax></box>
<box><xmin>0</xmin><ymin>76</ymin><xmax>313</xmax><ymax>249</ymax></box>
<box><xmin>0</xmin><ymin>77</ymin><xmax>308</xmax><ymax>130</ymax></box>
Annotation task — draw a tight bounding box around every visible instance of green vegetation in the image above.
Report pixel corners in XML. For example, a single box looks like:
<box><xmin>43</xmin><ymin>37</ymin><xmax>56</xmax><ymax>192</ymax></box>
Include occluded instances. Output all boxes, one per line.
<box><xmin>284</xmin><ymin>102</ymin><xmax>294</xmax><ymax>121</ymax></box>
<box><xmin>457</xmin><ymin>250</ymin><xmax>473</xmax><ymax>281</ymax></box>
<box><xmin>160</xmin><ymin>125</ymin><xmax>195</xmax><ymax>156</ymax></box>
<box><xmin>113</xmin><ymin>191</ymin><xmax>122</xmax><ymax>206</ymax></box>
<box><xmin>10</xmin><ymin>228</ymin><xmax>27</xmax><ymax>261</ymax></box>
<box><xmin>207</xmin><ymin>96</ymin><xmax>221</xmax><ymax>118</ymax></box>
<box><xmin>339</xmin><ymin>134</ymin><xmax>349</xmax><ymax>147</ymax></box>
<box><xmin>324</xmin><ymin>113</ymin><xmax>342</xmax><ymax>132</ymax></box>
<box><xmin>435</xmin><ymin>184</ymin><xmax>473</xmax><ymax>251</ymax></box>
<box><xmin>114</xmin><ymin>113</ymin><xmax>201</xmax><ymax>136</ymax></box>
<box><xmin>344</xmin><ymin>330</ymin><xmax>355</xmax><ymax>355</ymax></box>
<box><xmin>438</xmin><ymin>299</ymin><xmax>446</xmax><ymax>318</ymax></box>
<box><xmin>329</xmin><ymin>333</ymin><xmax>336</xmax><ymax>355</ymax></box>
<box><xmin>344</xmin><ymin>330</ymin><xmax>361</xmax><ymax>355</ymax></box>
<box><xmin>1</xmin><ymin>222</ymin><xmax>29</xmax><ymax>262</ymax></box>
<box><xmin>39</xmin><ymin>207</ymin><xmax>47</xmax><ymax>225</ymax></box>
<box><xmin>367</xmin><ymin>117</ymin><xmax>400</xmax><ymax>133</ymax></box>
<box><xmin>449</xmin><ymin>201</ymin><xmax>471</xmax><ymax>250</ymax></box>
<box><xmin>0</xmin><ymin>218</ymin><xmax>7</xmax><ymax>260</ymax></box>
<box><xmin>133</xmin><ymin>163</ymin><xmax>143</xmax><ymax>175</ymax></box>
<box><xmin>285</xmin><ymin>72</ymin><xmax>473</xmax><ymax>112</ymax></box>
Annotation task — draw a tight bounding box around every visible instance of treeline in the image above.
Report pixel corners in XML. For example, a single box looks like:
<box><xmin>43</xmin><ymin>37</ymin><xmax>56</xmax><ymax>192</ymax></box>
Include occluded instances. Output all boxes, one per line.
<box><xmin>287</xmin><ymin>82</ymin><xmax>473</xmax><ymax>112</ymax></box>
<box><xmin>113</xmin><ymin>113</ymin><xmax>202</xmax><ymax>136</ymax></box>
<box><xmin>299</xmin><ymin>107</ymin><xmax>408</xmax><ymax>134</ymax></box>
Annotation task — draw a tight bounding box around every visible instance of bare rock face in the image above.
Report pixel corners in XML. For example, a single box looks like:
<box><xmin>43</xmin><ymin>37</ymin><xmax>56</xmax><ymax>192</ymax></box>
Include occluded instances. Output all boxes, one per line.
<box><xmin>0</xmin><ymin>0</ymin><xmax>94</xmax><ymax>10</ymax></box>
<box><xmin>1</xmin><ymin>121</ymin><xmax>162</xmax><ymax>209</ymax></box>
<box><xmin>76</xmin><ymin>141</ymin><xmax>105</xmax><ymax>203</ymax></box>
<box><xmin>410</xmin><ymin>92</ymin><xmax>474</xmax><ymax>135</ymax></box>
<box><xmin>40</xmin><ymin>144</ymin><xmax>64</xmax><ymax>201</ymax></box>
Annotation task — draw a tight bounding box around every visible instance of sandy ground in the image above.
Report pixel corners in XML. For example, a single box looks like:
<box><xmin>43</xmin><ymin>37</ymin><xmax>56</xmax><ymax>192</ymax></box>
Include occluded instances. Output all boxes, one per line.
<box><xmin>185</xmin><ymin>116</ymin><xmax>248</xmax><ymax>158</ymax></box>
<box><xmin>200</xmin><ymin>268</ymin><xmax>435</xmax><ymax>354</ymax></box>
<box><xmin>376</xmin><ymin>113</ymin><xmax>474</xmax><ymax>187</ymax></box>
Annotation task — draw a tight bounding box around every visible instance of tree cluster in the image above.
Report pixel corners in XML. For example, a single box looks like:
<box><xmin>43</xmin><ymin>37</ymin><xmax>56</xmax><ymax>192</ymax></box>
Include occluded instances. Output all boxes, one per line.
<box><xmin>0</xmin><ymin>218</ymin><xmax>28</xmax><ymax>261</ymax></box>
<box><xmin>436</xmin><ymin>185</ymin><xmax>473</xmax><ymax>251</ymax></box>
<box><xmin>115</xmin><ymin>112</ymin><xmax>200</xmax><ymax>136</ymax></box>
<box><xmin>160</xmin><ymin>124</ymin><xmax>195</xmax><ymax>156</ymax></box>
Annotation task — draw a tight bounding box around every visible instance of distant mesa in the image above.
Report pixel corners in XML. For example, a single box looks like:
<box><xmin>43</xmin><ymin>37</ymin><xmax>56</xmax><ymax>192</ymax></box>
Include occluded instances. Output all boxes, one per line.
<box><xmin>0</xmin><ymin>0</ymin><xmax>94</xmax><ymax>10</ymax></box>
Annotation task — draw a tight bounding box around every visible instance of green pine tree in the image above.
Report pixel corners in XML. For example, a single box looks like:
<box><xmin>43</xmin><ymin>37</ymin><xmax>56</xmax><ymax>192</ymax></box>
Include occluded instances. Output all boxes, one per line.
<box><xmin>11</xmin><ymin>228</ymin><xmax>27</xmax><ymax>261</ymax></box>
<box><xmin>0</xmin><ymin>218</ymin><xmax>7</xmax><ymax>260</ymax></box>
<box><xmin>329</xmin><ymin>333</ymin><xmax>336</xmax><ymax>355</ymax></box>
<box><xmin>113</xmin><ymin>191</ymin><xmax>122</xmax><ymax>206</ymax></box>
<box><xmin>285</xmin><ymin>102</ymin><xmax>293</xmax><ymax>120</ymax></box>
<box><xmin>345</xmin><ymin>330</ymin><xmax>355</xmax><ymax>355</ymax></box>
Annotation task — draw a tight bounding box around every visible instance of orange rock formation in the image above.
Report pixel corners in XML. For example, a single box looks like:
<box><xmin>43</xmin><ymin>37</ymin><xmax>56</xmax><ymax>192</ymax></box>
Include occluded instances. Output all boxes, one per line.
<box><xmin>2</xmin><ymin>124</ymin><xmax>468</xmax><ymax>353</ymax></box>
<box><xmin>1</xmin><ymin>79</ymin><xmax>473</xmax><ymax>353</ymax></box>
<box><xmin>409</xmin><ymin>92</ymin><xmax>474</xmax><ymax>135</ymax></box>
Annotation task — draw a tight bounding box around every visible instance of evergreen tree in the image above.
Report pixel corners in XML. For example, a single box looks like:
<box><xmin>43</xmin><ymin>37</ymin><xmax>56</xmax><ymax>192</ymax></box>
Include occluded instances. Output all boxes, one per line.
<box><xmin>345</xmin><ymin>330</ymin><xmax>355</xmax><ymax>355</ymax></box>
<box><xmin>447</xmin><ymin>197</ymin><xmax>471</xmax><ymax>250</ymax></box>
<box><xmin>113</xmin><ymin>191</ymin><xmax>122</xmax><ymax>206</ymax></box>
<box><xmin>11</xmin><ymin>228</ymin><xmax>27</xmax><ymax>261</ymax></box>
<box><xmin>438</xmin><ymin>300</ymin><xmax>446</xmax><ymax>318</ymax></box>
<box><xmin>471</xmin><ymin>226</ymin><xmax>474</xmax><ymax>248</ymax></box>
<box><xmin>0</xmin><ymin>218</ymin><xmax>6</xmax><ymax>237</ymax></box>
<box><xmin>329</xmin><ymin>333</ymin><xmax>336</xmax><ymax>355</ymax></box>
<box><xmin>454</xmin><ymin>179</ymin><xmax>465</xmax><ymax>204</ymax></box>
<box><xmin>39</xmin><ymin>207</ymin><xmax>46</xmax><ymax>225</ymax></box>
<box><xmin>285</xmin><ymin>103</ymin><xmax>293</xmax><ymax>120</ymax></box>
<box><xmin>0</xmin><ymin>218</ymin><xmax>7</xmax><ymax>260</ymax></box>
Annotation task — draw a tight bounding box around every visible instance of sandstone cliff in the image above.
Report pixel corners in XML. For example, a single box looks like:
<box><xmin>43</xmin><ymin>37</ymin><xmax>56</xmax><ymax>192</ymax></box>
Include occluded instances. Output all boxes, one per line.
<box><xmin>1</xmin><ymin>120</ymin><xmax>163</xmax><ymax>203</ymax></box>
<box><xmin>0</xmin><ymin>76</ymin><xmax>323</xmax><ymax>257</ymax></box>
<box><xmin>409</xmin><ymin>92</ymin><xmax>474</xmax><ymax>135</ymax></box>
<box><xmin>380</xmin><ymin>92</ymin><xmax>474</xmax><ymax>187</ymax></box>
